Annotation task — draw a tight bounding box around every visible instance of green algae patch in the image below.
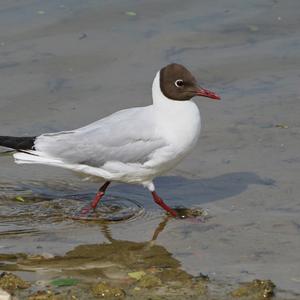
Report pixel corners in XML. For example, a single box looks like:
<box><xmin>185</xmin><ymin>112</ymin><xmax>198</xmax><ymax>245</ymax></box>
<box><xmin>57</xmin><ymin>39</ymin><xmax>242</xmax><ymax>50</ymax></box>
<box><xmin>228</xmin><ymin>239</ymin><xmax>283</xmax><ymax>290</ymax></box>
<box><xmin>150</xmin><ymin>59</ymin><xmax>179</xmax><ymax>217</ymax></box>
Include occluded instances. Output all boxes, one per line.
<box><xmin>128</xmin><ymin>271</ymin><xmax>146</xmax><ymax>280</ymax></box>
<box><xmin>92</xmin><ymin>282</ymin><xmax>125</xmax><ymax>298</ymax></box>
<box><xmin>0</xmin><ymin>272</ymin><xmax>30</xmax><ymax>292</ymax></box>
<box><xmin>231</xmin><ymin>279</ymin><xmax>276</xmax><ymax>299</ymax></box>
<box><xmin>137</xmin><ymin>274</ymin><xmax>162</xmax><ymax>288</ymax></box>
<box><xmin>50</xmin><ymin>278</ymin><xmax>80</xmax><ymax>287</ymax></box>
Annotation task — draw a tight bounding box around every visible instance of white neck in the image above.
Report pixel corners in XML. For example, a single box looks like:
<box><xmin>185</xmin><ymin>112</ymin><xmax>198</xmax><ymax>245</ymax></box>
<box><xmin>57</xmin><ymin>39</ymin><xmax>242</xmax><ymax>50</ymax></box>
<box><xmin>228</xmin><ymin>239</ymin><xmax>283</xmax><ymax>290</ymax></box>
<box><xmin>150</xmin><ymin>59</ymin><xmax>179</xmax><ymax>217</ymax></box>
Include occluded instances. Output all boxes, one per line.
<box><xmin>151</xmin><ymin>70</ymin><xmax>201</xmax><ymax>149</ymax></box>
<box><xmin>152</xmin><ymin>71</ymin><xmax>169</xmax><ymax>106</ymax></box>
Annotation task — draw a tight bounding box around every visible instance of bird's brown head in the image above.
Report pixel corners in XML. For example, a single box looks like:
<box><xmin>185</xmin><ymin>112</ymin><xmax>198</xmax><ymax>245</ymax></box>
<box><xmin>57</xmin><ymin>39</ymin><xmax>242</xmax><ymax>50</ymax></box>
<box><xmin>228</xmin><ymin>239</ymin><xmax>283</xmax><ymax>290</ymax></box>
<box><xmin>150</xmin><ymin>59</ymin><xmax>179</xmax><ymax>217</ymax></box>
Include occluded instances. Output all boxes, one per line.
<box><xmin>159</xmin><ymin>63</ymin><xmax>220</xmax><ymax>101</ymax></box>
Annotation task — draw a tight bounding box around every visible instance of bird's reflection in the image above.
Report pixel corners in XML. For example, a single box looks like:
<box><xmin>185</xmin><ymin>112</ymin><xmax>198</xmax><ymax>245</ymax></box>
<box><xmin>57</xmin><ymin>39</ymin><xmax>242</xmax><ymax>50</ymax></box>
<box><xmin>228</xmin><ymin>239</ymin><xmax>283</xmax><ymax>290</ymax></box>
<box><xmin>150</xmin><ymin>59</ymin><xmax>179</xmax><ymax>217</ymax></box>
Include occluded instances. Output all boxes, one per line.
<box><xmin>97</xmin><ymin>204</ymin><xmax>206</xmax><ymax>244</ymax></box>
<box><xmin>98</xmin><ymin>214</ymin><xmax>171</xmax><ymax>243</ymax></box>
<box><xmin>151</xmin><ymin>215</ymin><xmax>171</xmax><ymax>241</ymax></box>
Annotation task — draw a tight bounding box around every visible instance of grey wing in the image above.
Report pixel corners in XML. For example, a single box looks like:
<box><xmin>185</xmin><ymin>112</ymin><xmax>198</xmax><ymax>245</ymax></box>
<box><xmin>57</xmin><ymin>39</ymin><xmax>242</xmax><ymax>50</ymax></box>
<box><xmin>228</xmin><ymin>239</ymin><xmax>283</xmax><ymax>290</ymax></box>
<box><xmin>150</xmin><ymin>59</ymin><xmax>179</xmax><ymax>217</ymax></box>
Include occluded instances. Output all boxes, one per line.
<box><xmin>34</xmin><ymin>107</ymin><xmax>166</xmax><ymax>166</ymax></box>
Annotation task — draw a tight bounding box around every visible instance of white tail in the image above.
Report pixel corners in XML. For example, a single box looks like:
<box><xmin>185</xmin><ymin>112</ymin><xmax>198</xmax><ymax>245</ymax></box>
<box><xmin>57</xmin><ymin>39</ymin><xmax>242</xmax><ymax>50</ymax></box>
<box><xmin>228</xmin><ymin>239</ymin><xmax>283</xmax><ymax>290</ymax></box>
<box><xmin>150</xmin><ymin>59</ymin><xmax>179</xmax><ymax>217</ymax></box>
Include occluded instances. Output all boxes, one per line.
<box><xmin>14</xmin><ymin>152</ymin><xmax>63</xmax><ymax>165</ymax></box>
<box><xmin>13</xmin><ymin>151</ymin><xmax>112</xmax><ymax>180</ymax></box>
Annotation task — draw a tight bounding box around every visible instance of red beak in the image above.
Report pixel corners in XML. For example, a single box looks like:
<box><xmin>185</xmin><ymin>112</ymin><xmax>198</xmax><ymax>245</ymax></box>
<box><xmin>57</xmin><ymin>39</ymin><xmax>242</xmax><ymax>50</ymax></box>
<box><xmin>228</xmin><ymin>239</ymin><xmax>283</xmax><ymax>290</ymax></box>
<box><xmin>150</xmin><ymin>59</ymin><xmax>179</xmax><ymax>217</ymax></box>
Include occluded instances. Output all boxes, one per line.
<box><xmin>196</xmin><ymin>87</ymin><xmax>221</xmax><ymax>100</ymax></box>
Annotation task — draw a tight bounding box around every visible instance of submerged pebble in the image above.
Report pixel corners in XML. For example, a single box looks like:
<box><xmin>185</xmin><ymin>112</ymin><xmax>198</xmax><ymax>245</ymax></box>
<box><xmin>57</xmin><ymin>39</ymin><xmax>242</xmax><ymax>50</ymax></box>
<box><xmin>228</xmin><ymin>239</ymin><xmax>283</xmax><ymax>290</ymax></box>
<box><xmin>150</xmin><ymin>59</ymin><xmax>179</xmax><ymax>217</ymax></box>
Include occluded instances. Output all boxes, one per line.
<box><xmin>173</xmin><ymin>207</ymin><xmax>208</xmax><ymax>219</ymax></box>
<box><xmin>92</xmin><ymin>282</ymin><xmax>125</xmax><ymax>298</ymax></box>
<box><xmin>231</xmin><ymin>279</ymin><xmax>276</xmax><ymax>299</ymax></box>
<box><xmin>192</xmin><ymin>278</ymin><xmax>208</xmax><ymax>296</ymax></box>
<box><xmin>28</xmin><ymin>290</ymin><xmax>59</xmax><ymax>300</ymax></box>
<box><xmin>0</xmin><ymin>272</ymin><xmax>30</xmax><ymax>292</ymax></box>
<box><xmin>275</xmin><ymin>124</ymin><xmax>289</xmax><ymax>129</ymax></box>
<box><xmin>125</xmin><ymin>11</ymin><xmax>137</xmax><ymax>16</ymax></box>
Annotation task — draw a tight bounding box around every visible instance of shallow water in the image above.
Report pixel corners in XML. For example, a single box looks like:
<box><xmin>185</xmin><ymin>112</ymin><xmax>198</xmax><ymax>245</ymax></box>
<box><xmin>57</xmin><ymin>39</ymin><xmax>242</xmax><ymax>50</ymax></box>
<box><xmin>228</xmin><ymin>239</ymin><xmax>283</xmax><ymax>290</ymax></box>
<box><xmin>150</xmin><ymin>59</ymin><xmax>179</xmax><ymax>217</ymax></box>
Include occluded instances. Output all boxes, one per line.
<box><xmin>1</xmin><ymin>0</ymin><xmax>300</xmax><ymax>298</ymax></box>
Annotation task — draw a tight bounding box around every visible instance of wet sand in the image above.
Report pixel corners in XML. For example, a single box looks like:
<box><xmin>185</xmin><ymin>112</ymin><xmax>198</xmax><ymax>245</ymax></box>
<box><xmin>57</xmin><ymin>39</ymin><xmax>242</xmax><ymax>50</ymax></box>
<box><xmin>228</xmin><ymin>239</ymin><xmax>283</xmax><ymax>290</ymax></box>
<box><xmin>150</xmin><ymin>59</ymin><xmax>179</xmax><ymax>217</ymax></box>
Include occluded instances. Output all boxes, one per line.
<box><xmin>1</xmin><ymin>0</ymin><xmax>300</xmax><ymax>298</ymax></box>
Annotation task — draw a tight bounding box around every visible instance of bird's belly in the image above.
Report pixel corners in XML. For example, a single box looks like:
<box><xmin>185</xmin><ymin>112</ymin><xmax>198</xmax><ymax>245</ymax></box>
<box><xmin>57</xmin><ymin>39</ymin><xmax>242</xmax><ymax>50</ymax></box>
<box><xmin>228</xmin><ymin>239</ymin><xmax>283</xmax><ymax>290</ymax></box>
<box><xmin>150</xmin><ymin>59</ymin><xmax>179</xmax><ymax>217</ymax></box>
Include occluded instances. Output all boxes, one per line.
<box><xmin>97</xmin><ymin>160</ymin><xmax>159</xmax><ymax>183</ymax></box>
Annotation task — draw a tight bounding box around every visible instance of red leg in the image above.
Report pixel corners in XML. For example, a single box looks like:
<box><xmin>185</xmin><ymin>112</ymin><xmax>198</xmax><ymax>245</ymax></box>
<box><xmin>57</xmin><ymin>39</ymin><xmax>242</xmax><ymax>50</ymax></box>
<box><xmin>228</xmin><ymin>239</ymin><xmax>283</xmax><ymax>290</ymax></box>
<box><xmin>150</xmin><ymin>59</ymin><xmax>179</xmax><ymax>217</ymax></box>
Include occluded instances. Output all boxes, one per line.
<box><xmin>91</xmin><ymin>181</ymin><xmax>111</xmax><ymax>209</ymax></box>
<box><xmin>151</xmin><ymin>191</ymin><xmax>178</xmax><ymax>217</ymax></box>
<box><xmin>79</xmin><ymin>181</ymin><xmax>111</xmax><ymax>216</ymax></box>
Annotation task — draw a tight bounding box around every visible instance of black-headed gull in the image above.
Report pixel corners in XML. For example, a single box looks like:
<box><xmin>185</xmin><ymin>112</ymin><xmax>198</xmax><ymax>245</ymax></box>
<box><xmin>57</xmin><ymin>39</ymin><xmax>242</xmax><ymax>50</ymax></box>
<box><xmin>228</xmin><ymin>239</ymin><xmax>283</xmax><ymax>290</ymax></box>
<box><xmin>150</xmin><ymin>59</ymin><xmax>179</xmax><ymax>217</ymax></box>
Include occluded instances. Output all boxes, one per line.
<box><xmin>0</xmin><ymin>64</ymin><xmax>220</xmax><ymax>217</ymax></box>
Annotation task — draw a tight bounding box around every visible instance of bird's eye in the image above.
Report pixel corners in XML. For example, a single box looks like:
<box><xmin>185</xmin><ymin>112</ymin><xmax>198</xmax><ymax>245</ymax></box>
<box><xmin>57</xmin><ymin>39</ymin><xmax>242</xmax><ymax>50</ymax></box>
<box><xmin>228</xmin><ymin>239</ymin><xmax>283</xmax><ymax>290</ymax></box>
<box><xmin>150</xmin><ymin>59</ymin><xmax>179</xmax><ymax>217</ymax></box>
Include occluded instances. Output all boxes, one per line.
<box><xmin>175</xmin><ymin>79</ymin><xmax>184</xmax><ymax>87</ymax></box>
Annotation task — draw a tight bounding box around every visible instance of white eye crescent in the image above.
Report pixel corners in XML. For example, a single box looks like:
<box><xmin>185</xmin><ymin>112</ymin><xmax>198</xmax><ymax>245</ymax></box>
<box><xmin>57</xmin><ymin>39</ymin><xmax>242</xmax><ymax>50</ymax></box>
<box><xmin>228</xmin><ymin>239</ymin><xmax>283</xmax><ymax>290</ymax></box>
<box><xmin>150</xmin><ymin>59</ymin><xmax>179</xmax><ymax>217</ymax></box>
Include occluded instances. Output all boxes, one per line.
<box><xmin>175</xmin><ymin>79</ymin><xmax>184</xmax><ymax>87</ymax></box>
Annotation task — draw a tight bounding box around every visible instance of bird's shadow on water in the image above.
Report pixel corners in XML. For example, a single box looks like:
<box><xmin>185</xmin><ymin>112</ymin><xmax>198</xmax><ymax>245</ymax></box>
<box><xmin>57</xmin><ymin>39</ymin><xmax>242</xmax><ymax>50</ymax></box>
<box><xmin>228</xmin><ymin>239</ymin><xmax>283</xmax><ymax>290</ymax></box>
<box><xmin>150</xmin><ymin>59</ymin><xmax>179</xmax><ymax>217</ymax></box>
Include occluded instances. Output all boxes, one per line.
<box><xmin>112</xmin><ymin>172</ymin><xmax>276</xmax><ymax>207</ymax></box>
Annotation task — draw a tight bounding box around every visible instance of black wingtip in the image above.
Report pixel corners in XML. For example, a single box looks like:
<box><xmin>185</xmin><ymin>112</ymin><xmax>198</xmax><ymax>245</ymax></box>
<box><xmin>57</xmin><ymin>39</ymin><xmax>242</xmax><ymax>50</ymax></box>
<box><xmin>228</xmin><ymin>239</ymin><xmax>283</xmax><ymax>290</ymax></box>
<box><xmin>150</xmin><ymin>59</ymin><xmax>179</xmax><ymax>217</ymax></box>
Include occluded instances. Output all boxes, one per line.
<box><xmin>0</xmin><ymin>136</ymin><xmax>36</xmax><ymax>150</ymax></box>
